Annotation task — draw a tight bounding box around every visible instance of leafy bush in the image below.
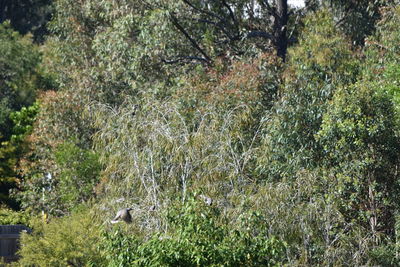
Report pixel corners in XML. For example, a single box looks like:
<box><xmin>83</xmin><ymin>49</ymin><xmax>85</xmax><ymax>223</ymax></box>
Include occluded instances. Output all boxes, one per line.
<box><xmin>9</xmin><ymin>102</ymin><xmax>40</xmax><ymax>143</ymax></box>
<box><xmin>17</xmin><ymin>207</ymin><xmax>105</xmax><ymax>267</ymax></box>
<box><xmin>0</xmin><ymin>102</ymin><xmax>39</xmax><ymax>209</ymax></box>
<box><xmin>0</xmin><ymin>208</ymin><xmax>30</xmax><ymax>226</ymax></box>
<box><xmin>55</xmin><ymin>142</ymin><xmax>102</xmax><ymax>208</ymax></box>
<box><xmin>15</xmin><ymin>141</ymin><xmax>101</xmax><ymax>216</ymax></box>
<box><xmin>316</xmin><ymin>82</ymin><xmax>400</xmax><ymax>235</ymax></box>
<box><xmin>102</xmin><ymin>197</ymin><xmax>286</xmax><ymax>266</ymax></box>
<box><xmin>15</xmin><ymin>91</ymin><xmax>97</xmax><ymax>215</ymax></box>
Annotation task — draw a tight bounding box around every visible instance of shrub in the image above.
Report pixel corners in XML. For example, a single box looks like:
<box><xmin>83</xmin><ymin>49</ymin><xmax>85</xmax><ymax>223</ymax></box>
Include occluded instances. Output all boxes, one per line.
<box><xmin>0</xmin><ymin>208</ymin><xmax>30</xmax><ymax>226</ymax></box>
<box><xmin>15</xmin><ymin>91</ymin><xmax>97</xmax><ymax>215</ymax></box>
<box><xmin>316</xmin><ymin>82</ymin><xmax>400</xmax><ymax>236</ymax></box>
<box><xmin>17</xmin><ymin>207</ymin><xmax>105</xmax><ymax>267</ymax></box>
<box><xmin>102</xmin><ymin>197</ymin><xmax>287</xmax><ymax>266</ymax></box>
<box><xmin>0</xmin><ymin>102</ymin><xmax>39</xmax><ymax>209</ymax></box>
<box><xmin>55</xmin><ymin>142</ymin><xmax>102</xmax><ymax>208</ymax></box>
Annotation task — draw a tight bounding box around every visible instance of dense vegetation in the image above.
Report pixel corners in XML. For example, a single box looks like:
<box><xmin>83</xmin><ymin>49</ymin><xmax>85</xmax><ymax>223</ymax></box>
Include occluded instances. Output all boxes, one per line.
<box><xmin>2</xmin><ymin>0</ymin><xmax>400</xmax><ymax>265</ymax></box>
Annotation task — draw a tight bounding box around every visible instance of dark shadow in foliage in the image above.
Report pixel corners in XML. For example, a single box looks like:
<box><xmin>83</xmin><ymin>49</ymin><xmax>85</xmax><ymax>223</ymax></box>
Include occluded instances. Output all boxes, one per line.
<box><xmin>0</xmin><ymin>0</ymin><xmax>53</xmax><ymax>42</ymax></box>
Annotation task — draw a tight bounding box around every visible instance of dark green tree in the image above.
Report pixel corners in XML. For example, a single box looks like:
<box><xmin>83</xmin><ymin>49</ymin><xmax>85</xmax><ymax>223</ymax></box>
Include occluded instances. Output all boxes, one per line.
<box><xmin>0</xmin><ymin>103</ymin><xmax>39</xmax><ymax>208</ymax></box>
<box><xmin>0</xmin><ymin>22</ymin><xmax>42</xmax><ymax>208</ymax></box>
<box><xmin>0</xmin><ymin>0</ymin><xmax>53</xmax><ymax>42</ymax></box>
<box><xmin>0</xmin><ymin>21</ymin><xmax>40</xmax><ymax>141</ymax></box>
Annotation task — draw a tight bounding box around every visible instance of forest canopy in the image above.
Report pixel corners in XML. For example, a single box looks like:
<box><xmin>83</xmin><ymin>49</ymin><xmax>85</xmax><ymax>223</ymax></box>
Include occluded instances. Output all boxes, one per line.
<box><xmin>2</xmin><ymin>0</ymin><xmax>400</xmax><ymax>266</ymax></box>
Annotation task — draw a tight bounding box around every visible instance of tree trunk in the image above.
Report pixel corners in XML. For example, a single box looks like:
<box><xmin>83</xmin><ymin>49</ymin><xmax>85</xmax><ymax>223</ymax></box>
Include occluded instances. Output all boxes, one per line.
<box><xmin>274</xmin><ymin>0</ymin><xmax>288</xmax><ymax>61</ymax></box>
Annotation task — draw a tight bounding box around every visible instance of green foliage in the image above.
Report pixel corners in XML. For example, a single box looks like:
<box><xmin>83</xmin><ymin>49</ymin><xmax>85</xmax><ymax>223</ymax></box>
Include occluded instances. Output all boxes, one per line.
<box><xmin>47</xmin><ymin>0</ymin><xmax>299</xmax><ymax>107</ymax></box>
<box><xmin>10</xmin><ymin>102</ymin><xmax>40</xmax><ymax>143</ymax></box>
<box><xmin>0</xmin><ymin>141</ymin><xmax>19</xmax><ymax>207</ymax></box>
<box><xmin>257</xmin><ymin>9</ymin><xmax>360</xmax><ymax>180</ymax></box>
<box><xmin>0</xmin><ymin>21</ymin><xmax>43</xmax><ymax>208</ymax></box>
<box><xmin>316</xmin><ymin>82</ymin><xmax>400</xmax><ymax>233</ymax></box>
<box><xmin>0</xmin><ymin>21</ymin><xmax>40</xmax><ymax>141</ymax></box>
<box><xmin>0</xmin><ymin>208</ymin><xmax>31</xmax><ymax>226</ymax></box>
<box><xmin>311</xmin><ymin>6</ymin><xmax>400</xmax><ymax>238</ymax></box>
<box><xmin>0</xmin><ymin>0</ymin><xmax>53</xmax><ymax>42</ymax></box>
<box><xmin>288</xmin><ymin>9</ymin><xmax>360</xmax><ymax>84</ymax></box>
<box><xmin>9</xmin><ymin>2</ymin><xmax>400</xmax><ymax>266</ymax></box>
<box><xmin>54</xmin><ymin>142</ymin><xmax>102</xmax><ymax>208</ymax></box>
<box><xmin>326</xmin><ymin>0</ymin><xmax>387</xmax><ymax>45</ymax></box>
<box><xmin>16</xmin><ymin>141</ymin><xmax>101</xmax><ymax>215</ymax></box>
<box><xmin>368</xmin><ymin>243</ymin><xmax>399</xmax><ymax>266</ymax></box>
<box><xmin>102</xmin><ymin>197</ymin><xmax>286</xmax><ymax>266</ymax></box>
<box><xmin>363</xmin><ymin>6</ymin><xmax>400</xmax><ymax>115</ymax></box>
<box><xmin>0</xmin><ymin>102</ymin><xmax>39</xmax><ymax>208</ymax></box>
<box><xmin>15</xmin><ymin>91</ymin><xmax>96</xmax><ymax>215</ymax></box>
<box><xmin>102</xmin><ymin>230</ymin><xmax>140</xmax><ymax>267</ymax></box>
<box><xmin>17</xmin><ymin>207</ymin><xmax>105</xmax><ymax>267</ymax></box>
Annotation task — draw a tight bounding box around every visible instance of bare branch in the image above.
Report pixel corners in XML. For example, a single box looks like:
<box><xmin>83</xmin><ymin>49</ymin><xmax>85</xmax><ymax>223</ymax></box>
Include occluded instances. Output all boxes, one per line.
<box><xmin>245</xmin><ymin>31</ymin><xmax>273</xmax><ymax>40</ymax></box>
<box><xmin>169</xmin><ymin>13</ymin><xmax>212</xmax><ymax>64</ymax></box>
<box><xmin>221</xmin><ymin>0</ymin><xmax>237</xmax><ymax>25</ymax></box>
<box><xmin>161</xmin><ymin>56</ymin><xmax>209</xmax><ymax>64</ymax></box>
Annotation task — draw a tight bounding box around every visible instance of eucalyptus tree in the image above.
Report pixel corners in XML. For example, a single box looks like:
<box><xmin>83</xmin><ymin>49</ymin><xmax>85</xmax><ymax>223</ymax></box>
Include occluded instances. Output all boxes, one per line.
<box><xmin>306</xmin><ymin>0</ymin><xmax>396</xmax><ymax>45</ymax></box>
<box><xmin>49</xmin><ymin>0</ymin><xmax>298</xmax><ymax>101</ymax></box>
<box><xmin>159</xmin><ymin>0</ymin><xmax>292</xmax><ymax>63</ymax></box>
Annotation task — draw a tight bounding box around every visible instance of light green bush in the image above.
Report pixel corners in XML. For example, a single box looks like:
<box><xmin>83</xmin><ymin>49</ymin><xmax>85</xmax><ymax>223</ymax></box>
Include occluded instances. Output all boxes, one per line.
<box><xmin>17</xmin><ymin>207</ymin><xmax>105</xmax><ymax>267</ymax></box>
<box><xmin>55</xmin><ymin>142</ymin><xmax>102</xmax><ymax>209</ymax></box>
<box><xmin>0</xmin><ymin>208</ymin><xmax>30</xmax><ymax>226</ymax></box>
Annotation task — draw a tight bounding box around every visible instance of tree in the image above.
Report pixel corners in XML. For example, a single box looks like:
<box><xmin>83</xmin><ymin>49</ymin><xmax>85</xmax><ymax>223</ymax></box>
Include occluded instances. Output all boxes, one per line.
<box><xmin>166</xmin><ymin>0</ymin><xmax>291</xmax><ymax>62</ymax></box>
<box><xmin>271</xmin><ymin>0</ymin><xmax>289</xmax><ymax>60</ymax></box>
<box><xmin>0</xmin><ymin>0</ymin><xmax>53</xmax><ymax>42</ymax></box>
<box><xmin>0</xmin><ymin>21</ymin><xmax>40</xmax><ymax>141</ymax></box>
<box><xmin>325</xmin><ymin>0</ymin><xmax>391</xmax><ymax>46</ymax></box>
<box><xmin>0</xmin><ymin>21</ymin><xmax>41</xmax><ymax>208</ymax></box>
<box><xmin>15</xmin><ymin>91</ymin><xmax>97</xmax><ymax>215</ymax></box>
<box><xmin>0</xmin><ymin>103</ymin><xmax>38</xmax><ymax>209</ymax></box>
<box><xmin>316</xmin><ymin>82</ymin><xmax>400</xmax><ymax>238</ymax></box>
<box><xmin>49</xmin><ymin>0</ymin><xmax>296</xmax><ymax>98</ymax></box>
<box><xmin>257</xmin><ymin>9</ymin><xmax>360</xmax><ymax>180</ymax></box>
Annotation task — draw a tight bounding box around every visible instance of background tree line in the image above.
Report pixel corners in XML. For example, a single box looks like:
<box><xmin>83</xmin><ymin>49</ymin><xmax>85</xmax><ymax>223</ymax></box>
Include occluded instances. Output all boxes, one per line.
<box><xmin>2</xmin><ymin>0</ymin><xmax>400</xmax><ymax>266</ymax></box>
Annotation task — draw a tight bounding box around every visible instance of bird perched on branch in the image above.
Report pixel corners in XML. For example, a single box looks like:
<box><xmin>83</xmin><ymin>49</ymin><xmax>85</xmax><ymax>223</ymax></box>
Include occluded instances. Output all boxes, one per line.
<box><xmin>111</xmin><ymin>208</ymin><xmax>133</xmax><ymax>224</ymax></box>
